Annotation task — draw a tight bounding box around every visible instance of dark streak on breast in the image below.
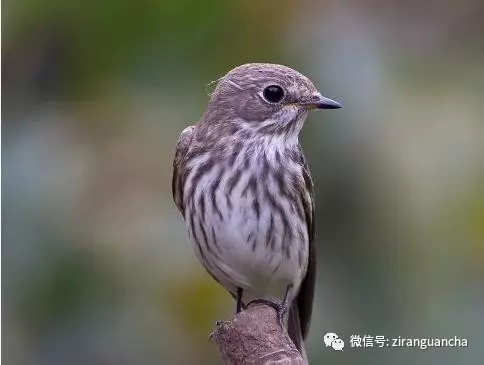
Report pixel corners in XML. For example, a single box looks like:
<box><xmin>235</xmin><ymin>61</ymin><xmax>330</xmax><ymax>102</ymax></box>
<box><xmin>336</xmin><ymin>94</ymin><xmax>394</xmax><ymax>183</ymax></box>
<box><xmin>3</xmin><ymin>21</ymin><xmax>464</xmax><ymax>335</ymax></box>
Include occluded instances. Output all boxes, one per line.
<box><xmin>226</xmin><ymin>168</ymin><xmax>242</xmax><ymax>195</ymax></box>
<box><xmin>252</xmin><ymin>197</ymin><xmax>260</xmax><ymax>220</ymax></box>
<box><xmin>198</xmin><ymin>193</ymin><xmax>206</xmax><ymax>223</ymax></box>
<box><xmin>266</xmin><ymin>213</ymin><xmax>275</xmax><ymax>249</ymax></box>
<box><xmin>210</xmin><ymin>168</ymin><xmax>225</xmax><ymax>220</ymax></box>
<box><xmin>242</xmin><ymin>175</ymin><xmax>257</xmax><ymax>197</ymax></box>
<box><xmin>211</xmin><ymin>226</ymin><xmax>221</xmax><ymax>253</ymax></box>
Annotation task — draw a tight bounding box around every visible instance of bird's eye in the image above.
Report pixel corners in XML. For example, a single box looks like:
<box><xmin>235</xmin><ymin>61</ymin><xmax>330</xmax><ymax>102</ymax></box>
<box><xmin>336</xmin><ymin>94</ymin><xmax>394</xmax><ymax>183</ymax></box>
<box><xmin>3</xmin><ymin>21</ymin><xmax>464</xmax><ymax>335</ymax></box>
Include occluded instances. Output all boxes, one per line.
<box><xmin>263</xmin><ymin>85</ymin><xmax>285</xmax><ymax>103</ymax></box>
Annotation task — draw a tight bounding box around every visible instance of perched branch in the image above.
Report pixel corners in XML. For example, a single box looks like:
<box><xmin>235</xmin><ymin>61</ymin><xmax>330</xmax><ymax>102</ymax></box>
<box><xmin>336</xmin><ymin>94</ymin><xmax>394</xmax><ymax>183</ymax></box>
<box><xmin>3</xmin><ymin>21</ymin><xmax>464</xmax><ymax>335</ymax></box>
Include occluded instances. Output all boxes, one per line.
<box><xmin>211</xmin><ymin>303</ymin><xmax>307</xmax><ymax>365</ymax></box>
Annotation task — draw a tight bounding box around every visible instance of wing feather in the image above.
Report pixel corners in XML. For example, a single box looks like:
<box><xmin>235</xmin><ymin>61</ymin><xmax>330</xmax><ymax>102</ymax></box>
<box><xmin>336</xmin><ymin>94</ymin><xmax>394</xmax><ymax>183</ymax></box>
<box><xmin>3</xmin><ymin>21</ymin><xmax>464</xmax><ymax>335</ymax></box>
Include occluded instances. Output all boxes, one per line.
<box><xmin>297</xmin><ymin>155</ymin><xmax>316</xmax><ymax>340</ymax></box>
<box><xmin>172</xmin><ymin>126</ymin><xmax>195</xmax><ymax>217</ymax></box>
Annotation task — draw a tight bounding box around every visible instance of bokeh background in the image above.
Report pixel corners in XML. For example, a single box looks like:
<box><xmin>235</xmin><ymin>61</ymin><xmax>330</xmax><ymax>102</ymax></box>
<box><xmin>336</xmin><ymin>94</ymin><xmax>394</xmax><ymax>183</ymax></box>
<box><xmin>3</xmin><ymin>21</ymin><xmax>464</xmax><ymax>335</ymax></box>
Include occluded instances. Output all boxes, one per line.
<box><xmin>3</xmin><ymin>0</ymin><xmax>484</xmax><ymax>364</ymax></box>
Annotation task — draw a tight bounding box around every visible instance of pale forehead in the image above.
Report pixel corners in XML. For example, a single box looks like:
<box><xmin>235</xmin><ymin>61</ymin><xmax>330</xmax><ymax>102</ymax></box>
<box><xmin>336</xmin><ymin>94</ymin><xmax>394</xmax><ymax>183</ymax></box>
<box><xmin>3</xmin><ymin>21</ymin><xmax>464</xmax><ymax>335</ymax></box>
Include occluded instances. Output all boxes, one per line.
<box><xmin>222</xmin><ymin>63</ymin><xmax>316</xmax><ymax>91</ymax></box>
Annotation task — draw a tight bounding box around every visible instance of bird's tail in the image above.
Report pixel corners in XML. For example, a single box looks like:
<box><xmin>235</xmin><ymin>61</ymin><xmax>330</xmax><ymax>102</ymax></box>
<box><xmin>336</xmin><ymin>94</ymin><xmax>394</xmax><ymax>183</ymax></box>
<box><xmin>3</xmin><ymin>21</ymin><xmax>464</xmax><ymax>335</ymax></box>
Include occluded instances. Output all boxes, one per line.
<box><xmin>287</xmin><ymin>304</ymin><xmax>308</xmax><ymax>362</ymax></box>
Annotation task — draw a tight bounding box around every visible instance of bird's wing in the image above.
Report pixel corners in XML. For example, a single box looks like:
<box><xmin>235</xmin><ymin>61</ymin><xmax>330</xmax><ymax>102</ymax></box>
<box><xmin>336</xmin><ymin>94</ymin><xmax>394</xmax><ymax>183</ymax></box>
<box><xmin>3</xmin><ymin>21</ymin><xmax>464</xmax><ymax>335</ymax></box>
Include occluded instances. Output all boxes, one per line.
<box><xmin>172</xmin><ymin>125</ymin><xmax>195</xmax><ymax>217</ymax></box>
<box><xmin>297</xmin><ymin>155</ymin><xmax>316</xmax><ymax>340</ymax></box>
<box><xmin>287</xmin><ymin>154</ymin><xmax>315</xmax><ymax>356</ymax></box>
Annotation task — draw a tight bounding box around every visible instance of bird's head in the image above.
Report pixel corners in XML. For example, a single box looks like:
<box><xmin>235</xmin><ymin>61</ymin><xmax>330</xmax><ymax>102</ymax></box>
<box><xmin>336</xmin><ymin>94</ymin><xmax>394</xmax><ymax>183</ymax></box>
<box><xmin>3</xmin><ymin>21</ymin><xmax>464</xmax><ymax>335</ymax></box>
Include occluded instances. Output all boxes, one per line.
<box><xmin>204</xmin><ymin>63</ymin><xmax>341</xmax><ymax>140</ymax></box>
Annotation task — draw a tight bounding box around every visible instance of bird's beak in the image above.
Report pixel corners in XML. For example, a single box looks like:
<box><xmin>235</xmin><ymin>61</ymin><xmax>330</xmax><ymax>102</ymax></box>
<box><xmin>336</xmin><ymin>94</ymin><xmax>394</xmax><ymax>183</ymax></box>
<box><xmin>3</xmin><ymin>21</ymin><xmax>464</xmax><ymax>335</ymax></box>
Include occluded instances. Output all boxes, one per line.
<box><xmin>299</xmin><ymin>94</ymin><xmax>342</xmax><ymax>110</ymax></box>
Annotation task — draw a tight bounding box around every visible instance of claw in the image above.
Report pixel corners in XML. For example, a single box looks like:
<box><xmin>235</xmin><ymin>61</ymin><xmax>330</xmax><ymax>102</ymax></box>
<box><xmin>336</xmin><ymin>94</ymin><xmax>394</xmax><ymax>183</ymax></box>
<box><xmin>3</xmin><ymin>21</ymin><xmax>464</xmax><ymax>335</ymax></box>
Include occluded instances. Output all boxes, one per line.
<box><xmin>246</xmin><ymin>285</ymin><xmax>293</xmax><ymax>329</ymax></box>
<box><xmin>278</xmin><ymin>284</ymin><xmax>292</xmax><ymax>325</ymax></box>
<box><xmin>246</xmin><ymin>298</ymin><xmax>287</xmax><ymax>330</ymax></box>
<box><xmin>277</xmin><ymin>299</ymin><xmax>288</xmax><ymax>325</ymax></box>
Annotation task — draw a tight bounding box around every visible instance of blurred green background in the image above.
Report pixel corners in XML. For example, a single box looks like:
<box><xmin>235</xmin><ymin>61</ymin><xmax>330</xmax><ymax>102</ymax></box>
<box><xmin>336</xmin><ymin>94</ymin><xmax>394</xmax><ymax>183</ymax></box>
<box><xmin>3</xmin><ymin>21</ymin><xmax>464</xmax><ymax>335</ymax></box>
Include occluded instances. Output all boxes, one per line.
<box><xmin>3</xmin><ymin>1</ymin><xmax>484</xmax><ymax>364</ymax></box>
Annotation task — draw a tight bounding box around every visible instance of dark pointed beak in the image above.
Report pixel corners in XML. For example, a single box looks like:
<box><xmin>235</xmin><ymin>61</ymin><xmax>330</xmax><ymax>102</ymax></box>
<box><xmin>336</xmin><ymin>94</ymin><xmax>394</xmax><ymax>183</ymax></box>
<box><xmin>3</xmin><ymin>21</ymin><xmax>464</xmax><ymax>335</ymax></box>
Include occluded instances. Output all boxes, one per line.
<box><xmin>299</xmin><ymin>94</ymin><xmax>342</xmax><ymax>110</ymax></box>
<box><xmin>315</xmin><ymin>95</ymin><xmax>342</xmax><ymax>109</ymax></box>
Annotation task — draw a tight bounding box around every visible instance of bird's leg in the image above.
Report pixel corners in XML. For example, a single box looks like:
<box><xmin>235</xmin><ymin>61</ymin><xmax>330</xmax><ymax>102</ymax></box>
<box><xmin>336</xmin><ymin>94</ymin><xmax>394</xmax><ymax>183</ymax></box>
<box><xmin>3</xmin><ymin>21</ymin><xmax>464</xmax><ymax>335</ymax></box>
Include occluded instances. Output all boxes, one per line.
<box><xmin>246</xmin><ymin>284</ymin><xmax>293</xmax><ymax>328</ymax></box>
<box><xmin>236</xmin><ymin>287</ymin><xmax>244</xmax><ymax>313</ymax></box>
<box><xmin>246</xmin><ymin>298</ymin><xmax>280</xmax><ymax>311</ymax></box>
<box><xmin>278</xmin><ymin>284</ymin><xmax>292</xmax><ymax>325</ymax></box>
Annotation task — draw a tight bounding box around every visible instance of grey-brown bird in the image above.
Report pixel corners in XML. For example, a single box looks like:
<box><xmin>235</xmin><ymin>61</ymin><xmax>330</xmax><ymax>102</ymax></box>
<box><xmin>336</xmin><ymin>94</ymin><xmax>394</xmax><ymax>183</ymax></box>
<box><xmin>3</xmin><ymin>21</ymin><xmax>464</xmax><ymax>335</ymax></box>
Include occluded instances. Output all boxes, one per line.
<box><xmin>172</xmin><ymin>63</ymin><xmax>341</xmax><ymax>358</ymax></box>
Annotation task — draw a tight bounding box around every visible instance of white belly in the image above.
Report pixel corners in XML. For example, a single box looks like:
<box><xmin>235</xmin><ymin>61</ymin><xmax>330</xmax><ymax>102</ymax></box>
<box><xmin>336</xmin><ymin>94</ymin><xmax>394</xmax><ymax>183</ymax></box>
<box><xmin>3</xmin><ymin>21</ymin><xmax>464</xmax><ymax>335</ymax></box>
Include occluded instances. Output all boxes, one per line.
<box><xmin>185</xmin><ymin>159</ymin><xmax>309</xmax><ymax>303</ymax></box>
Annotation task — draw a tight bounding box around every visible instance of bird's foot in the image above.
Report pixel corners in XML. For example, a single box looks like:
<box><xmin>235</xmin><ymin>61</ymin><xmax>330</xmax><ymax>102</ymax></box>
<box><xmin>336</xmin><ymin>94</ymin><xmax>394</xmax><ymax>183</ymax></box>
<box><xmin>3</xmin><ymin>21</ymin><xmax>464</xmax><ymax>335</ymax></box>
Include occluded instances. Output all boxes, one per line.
<box><xmin>278</xmin><ymin>296</ymin><xmax>289</xmax><ymax>325</ymax></box>
<box><xmin>246</xmin><ymin>298</ymin><xmax>288</xmax><ymax>329</ymax></box>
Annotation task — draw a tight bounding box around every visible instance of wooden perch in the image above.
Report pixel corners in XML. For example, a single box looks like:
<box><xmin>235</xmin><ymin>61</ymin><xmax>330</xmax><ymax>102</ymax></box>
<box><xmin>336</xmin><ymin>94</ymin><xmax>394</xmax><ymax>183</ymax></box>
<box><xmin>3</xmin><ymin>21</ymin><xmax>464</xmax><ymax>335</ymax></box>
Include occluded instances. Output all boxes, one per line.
<box><xmin>211</xmin><ymin>303</ymin><xmax>307</xmax><ymax>365</ymax></box>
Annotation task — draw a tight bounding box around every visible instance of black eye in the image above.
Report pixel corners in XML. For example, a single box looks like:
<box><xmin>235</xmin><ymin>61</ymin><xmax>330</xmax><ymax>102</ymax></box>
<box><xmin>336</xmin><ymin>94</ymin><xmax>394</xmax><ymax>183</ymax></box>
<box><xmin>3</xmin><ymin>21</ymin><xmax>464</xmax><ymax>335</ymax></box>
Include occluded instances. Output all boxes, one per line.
<box><xmin>263</xmin><ymin>85</ymin><xmax>285</xmax><ymax>103</ymax></box>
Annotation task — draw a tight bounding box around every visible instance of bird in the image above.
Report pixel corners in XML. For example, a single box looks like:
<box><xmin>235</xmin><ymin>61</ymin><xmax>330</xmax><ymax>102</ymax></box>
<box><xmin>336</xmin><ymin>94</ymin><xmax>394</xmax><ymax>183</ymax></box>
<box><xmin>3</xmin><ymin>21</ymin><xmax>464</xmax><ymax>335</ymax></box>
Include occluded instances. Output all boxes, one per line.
<box><xmin>172</xmin><ymin>63</ymin><xmax>341</xmax><ymax>358</ymax></box>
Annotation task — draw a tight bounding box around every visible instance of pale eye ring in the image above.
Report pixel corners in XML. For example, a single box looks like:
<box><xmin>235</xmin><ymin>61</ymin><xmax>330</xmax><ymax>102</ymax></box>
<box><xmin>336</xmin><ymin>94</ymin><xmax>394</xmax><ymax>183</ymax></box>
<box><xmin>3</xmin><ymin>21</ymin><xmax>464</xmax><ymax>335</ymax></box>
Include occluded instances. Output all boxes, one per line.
<box><xmin>262</xmin><ymin>85</ymin><xmax>285</xmax><ymax>103</ymax></box>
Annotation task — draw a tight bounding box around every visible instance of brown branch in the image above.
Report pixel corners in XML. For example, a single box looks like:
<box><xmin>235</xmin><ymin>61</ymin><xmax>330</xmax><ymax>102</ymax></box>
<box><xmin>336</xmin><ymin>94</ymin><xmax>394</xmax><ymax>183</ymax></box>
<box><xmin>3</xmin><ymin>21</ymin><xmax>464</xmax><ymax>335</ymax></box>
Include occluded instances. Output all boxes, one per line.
<box><xmin>211</xmin><ymin>303</ymin><xmax>307</xmax><ymax>365</ymax></box>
